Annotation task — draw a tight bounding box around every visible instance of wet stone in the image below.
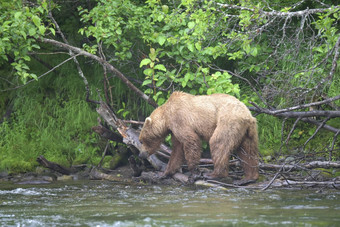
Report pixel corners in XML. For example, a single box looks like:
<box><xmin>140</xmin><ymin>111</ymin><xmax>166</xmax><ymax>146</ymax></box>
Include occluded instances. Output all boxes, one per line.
<box><xmin>57</xmin><ymin>175</ymin><xmax>74</xmax><ymax>181</ymax></box>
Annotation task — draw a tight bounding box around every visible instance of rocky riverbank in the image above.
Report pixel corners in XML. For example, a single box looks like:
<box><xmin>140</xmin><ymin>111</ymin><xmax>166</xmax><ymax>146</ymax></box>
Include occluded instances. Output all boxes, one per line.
<box><xmin>0</xmin><ymin>165</ymin><xmax>135</xmax><ymax>185</ymax></box>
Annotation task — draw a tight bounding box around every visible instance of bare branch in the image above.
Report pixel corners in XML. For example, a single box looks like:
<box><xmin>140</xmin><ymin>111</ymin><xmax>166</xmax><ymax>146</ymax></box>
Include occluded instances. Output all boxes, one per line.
<box><xmin>304</xmin><ymin>117</ymin><xmax>331</xmax><ymax>147</ymax></box>
<box><xmin>42</xmin><ymin>38</ymin><xmax>158</xmax><ymax>108</ymax></box>
<box><xmin>330</xmin><ymin>130</ymin><xmax>340</xmax><ymax>151</ymax></box>
<box><xmin>0</xmin><ymin>54</ymin><xmax>80</xmax><ymax>92</ymax></box>
<box><xmin>259</xmin><ymin>161</ymin><xmax>340</xmax><ymax>171</ymax></box>
<box><xmin>217</xmin><ymin>3</ymin><xmax>339</xmax><ymax>18</ymax></box>
<box><xmin>261</xmin><ymin>164</ymin><xmax>285</xmax><ymax>191</ymax></box>
<box><xmin>285</xmin><ymin>117</ymin><xmax>301</xmax><ymax>144</ymax></box>
<box><xmin>249</xmin><ymin>102</ymin><xmax>340</xmax><ymax>119</ymax></box>
<box><xmin>301</xmin><ymin>118</ymin><xmax>339</xmax><ymax>134</ymax></box>
<box><xmin>329</xmin><ymin>35</ymin><xmax>340</xmax><ymax>80</ymax></box>
<box><xmin>48</xmin><ymin>12</ymin><xmax>99</xmax><ymax>104</ymax></box>
<box><xmin>259</xmin><ymin>95</ymin><xmax>340</xmax><ymax>115</ymax></box>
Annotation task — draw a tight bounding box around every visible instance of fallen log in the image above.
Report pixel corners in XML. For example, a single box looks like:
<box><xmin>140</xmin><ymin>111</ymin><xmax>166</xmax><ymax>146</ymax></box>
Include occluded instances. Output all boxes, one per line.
<box><xmin>37</xmin><ymin>155</ymin><xmax>77</xmax><ymax>175</ymax></box>
<box><xmin>92</xmin><ymin>125</ymin><xmax>123</xmax><ymax>143</ymax></box>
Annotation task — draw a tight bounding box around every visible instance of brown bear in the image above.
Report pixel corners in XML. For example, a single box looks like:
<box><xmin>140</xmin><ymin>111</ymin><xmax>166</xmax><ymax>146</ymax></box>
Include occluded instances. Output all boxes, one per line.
<box><xmin>139</xmin><ymin>91</ymin><xmax>259</xmax><ymax>183</ymax></box>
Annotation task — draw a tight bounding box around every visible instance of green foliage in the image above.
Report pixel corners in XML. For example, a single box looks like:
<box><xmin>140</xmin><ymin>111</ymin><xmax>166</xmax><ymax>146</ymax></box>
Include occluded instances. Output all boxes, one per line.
<box><xmin>140</xmin><ymin>48</ymin><xmax>168</xmax><ymax>105</ymax></box>
<box><xmin>78</xmin><ymin>0</ymin><xmax>243</xmax><ymax>99</ymax></box>
<box><xmin>0</xmin><ymin>0</ymin><xmax>54</xmax><ymax>82</ymax></box>
<box><xmin>140</xmin><ymin>0</ymin><xmax>241</xmax><ymax>96</ymax></box>
<box><xmin>78</xmin><ymin>0</ymin><xmax>150</xmax><ymax>60</ymax></box>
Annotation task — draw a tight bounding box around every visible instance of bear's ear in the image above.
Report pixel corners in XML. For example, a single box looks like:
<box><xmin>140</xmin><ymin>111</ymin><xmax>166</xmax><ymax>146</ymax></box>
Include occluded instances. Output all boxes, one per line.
<box><xmin>145</xmin><ymin>117</ymin><xmax>152</xmax><ymax>126</ymax></box>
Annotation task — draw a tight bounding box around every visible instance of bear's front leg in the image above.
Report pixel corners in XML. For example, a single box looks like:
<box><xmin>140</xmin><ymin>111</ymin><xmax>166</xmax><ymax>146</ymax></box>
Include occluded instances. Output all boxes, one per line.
<box><xmin>162</xmin><ymin>135</ymin><xmax>185</xmax><ymax>178</ymax></box>
<box><xmin>182</xmin><ymin>135</ymin><xmax>203</xmax><ymax>183</ymax></box>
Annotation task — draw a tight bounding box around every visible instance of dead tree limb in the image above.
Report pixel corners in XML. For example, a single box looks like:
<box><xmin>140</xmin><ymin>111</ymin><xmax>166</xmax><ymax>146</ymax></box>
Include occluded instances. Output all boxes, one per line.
<box><xmin>48</xmin><ymin>13</ymin><xmax>98</xmax><ymax>104</ymax></box>
<box><xmin>217</xmin><ymin>3</ymin><xmax>340</xmax><ymax>18</ymax></box>
<box><xmin>304</xmin><ymin>117</ymin><xmax>331</xmax><ymax>147</ymax></box>
<box><xmin>42</xmin><ymin>38</ymin><xmax>158</xmax><ymax>108</ymax></box>
<box><xmin>281</xmin><ymin>180</ymin><xmax>340</xmax><ymax>188</ymax></box>
<box><xmin>249</xmin><ymin>102</ymin><xmax>340</xmax><ymax>119</ymax></box>
<box><xmin>253</xmin><ymin>94</ymin><xmax>340</xmax><ymax>115</ymax></box>
<box><xmin>259</xmin><ymin>161</ymin><xmax>340</xmax><ymax>171</ymax></box>
<box><xmin>261</xmin><ymin>163</ymin><xmax>286</xmax><ymax>191</ymax></box>
<box><xmin>96</xmin><ymin>102</ymin><xmax>167</xmax><ymax>172</ymax></box>
<box><xmin>37</xmin><ymin>155</ymin><xmax>76</xmax><ymax>175</ymax></box>
<box><xmin>248</xmin><ymin>102</ymin><xmax>340</xmax><ymax>136</ymax></box>
<box><xmin>92</xmin><ymin>125</ymin><xmax>123</xmax><ymax>143</ymax></box>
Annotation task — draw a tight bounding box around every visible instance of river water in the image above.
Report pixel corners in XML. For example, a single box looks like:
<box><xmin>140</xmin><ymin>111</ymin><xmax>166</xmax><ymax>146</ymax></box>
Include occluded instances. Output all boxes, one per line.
<box><xmin>0</xmin><ymin>180</ymin><xmax>339</xmax><ymax>226</ymax></box>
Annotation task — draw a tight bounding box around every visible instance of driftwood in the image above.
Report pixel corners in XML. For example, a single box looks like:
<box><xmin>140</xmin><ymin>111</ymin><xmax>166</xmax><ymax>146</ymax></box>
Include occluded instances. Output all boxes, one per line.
<box><xmin>37</xmin><ymin>155</ymin><xmax>133</xmax><ymax>182</ymax></box>
<box><xmin>37</xmin><ymin>155</ymin><xmax>77</xmax><ymax>175</ymax></box>
<box><xmin>260</xmin><ymin>161</ymin><xmax>340</xmax><ymax>172</ymax></box>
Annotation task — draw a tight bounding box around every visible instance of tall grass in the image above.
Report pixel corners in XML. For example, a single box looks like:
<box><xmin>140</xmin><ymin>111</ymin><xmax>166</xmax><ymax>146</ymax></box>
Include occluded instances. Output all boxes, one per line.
<box><xmin>0</xmin><ymin>56</ymin><xmax>102</xmax><ymax>172</ymax></box>
<box><xmin>0</xmin><ymin>89</ymin><xmax>101</xmax><ymax>173</ymax></box>
<box><xmin>0</xmin><ymin>52</ymin><xmax>156</xmax><ymax>173</ymax></box>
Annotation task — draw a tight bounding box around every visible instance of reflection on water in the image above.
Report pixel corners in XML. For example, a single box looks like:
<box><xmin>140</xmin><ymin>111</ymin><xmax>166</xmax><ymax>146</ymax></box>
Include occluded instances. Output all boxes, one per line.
<box><xmin>0</xmin><ymin>181</ymin><xmax>339</xmax><ymax>226</ymax></box>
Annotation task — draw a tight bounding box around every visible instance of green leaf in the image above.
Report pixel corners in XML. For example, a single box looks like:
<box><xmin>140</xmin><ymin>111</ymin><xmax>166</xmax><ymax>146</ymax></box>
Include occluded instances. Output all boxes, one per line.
<box><xmin>140</xmin><ymin>58</ymin><xmax>152</xmax><ymax>67</ymax></box>
<box><xmin>32</xmin><ymin>15</ymin><xmax>41</xmax><ymax>27</ymax></box>
<box><xmin>154</xmin><ymin>64</ymin><xmax>167</xmax><ymax>72</ymax></box>
<box><xmin>23</xmin><ymin>55</ymin><xmax>31</xmax><ymax>61</ymax></box>
<box><xmin>30</xmin><ymin>73</ymin><xmax>38</xmax><ymax>80</ymax></box>
<box><xmin>28</xmin><ymin>27</ymin><xmax>36</xmax><ymax>36</ymax></box>
<box><xmin>188</xmin><ymin>21</ymin><xmax>195</xmax><ymax>29</ymax></box>
<box><xmin>182</xmin><ymin>80</ymin><xmax>187</xmax><ymax>88</ymax></box>
<box><xmin>187</xmin><ymin>43</ymin><xmax>194</xmax><ymax>52</ymax></box>
<box><xmin>195</xmin><ymin>42</ymin><xmax>201</xmax><ymax>51</ymax></box>
<box><xmin>162</xmin><ymin>5</ymin><xmax>169</xmax><ymax>13</ymax></box>
<box><xmin>39</xmin><ymin>25</ymin><xmax>46</xmax><ymax>35</ymax></box>
<box><xmin>20</xmin><ymin>30</ymin><xmax>27</xmax><ymax>39</ymax></box>
<box><xmin>243</xmin><ymin>44</ymin><xmax>251</xmax><ymax>54</ymax></box>
<box><xmin>142</xmin><ymin>79</ymin><xmax>153</xmax><ymax>86</ymax></box>
<box><xmin>50</xmin><ymin>28</ymin><xmax>55</xmax><ymax>36</ymax></box>
<box><xmin>116</xmin><ymin>28</ymin><xmax>122</xmax><ymax>35</ymax></box>
<box><xmin>158</xmin><ymin>14</ymin><xmax>164</xmax><ymax>22</ymax></box>
<box><xmin>14</xmin><ymin>12</ymin><xmax>22</xmax><ymax>19</ymax></box>
<box><xmin>250</xmin><ymin>47</ymin><xmax>258</xmax><ymax>57</ymax></box>
<box><xmin>143</xmin><ymin>68</ymin><xmax>154</xmax><ymax>77</ymax></box>
<box><xmin>149</xmin><ymin>48</ymin><xmax>157</xmax><ymax>61</ymax></box>
<box><xmin>157</xmin><ymin>35</ymin><xmax>166</xmax><ymax>46</ymax></box>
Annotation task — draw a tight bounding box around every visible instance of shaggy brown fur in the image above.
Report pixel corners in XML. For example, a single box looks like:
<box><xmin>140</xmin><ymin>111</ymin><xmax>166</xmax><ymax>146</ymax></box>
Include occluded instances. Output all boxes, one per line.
<box><xmin>139</xmin><ymin>91</ymin><xmax>259</xmax><ymax>182</ymax></box>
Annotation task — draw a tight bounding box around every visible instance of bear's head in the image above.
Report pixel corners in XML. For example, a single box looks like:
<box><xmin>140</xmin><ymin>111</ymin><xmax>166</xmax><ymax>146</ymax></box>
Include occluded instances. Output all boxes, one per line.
<box><xmin>139</xmin><ymin>116</ymin><xmax>165</xmax><ymax>159</ymax></box>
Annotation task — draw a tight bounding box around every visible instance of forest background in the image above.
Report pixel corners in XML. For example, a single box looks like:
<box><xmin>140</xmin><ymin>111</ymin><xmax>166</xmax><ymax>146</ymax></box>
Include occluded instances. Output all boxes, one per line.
<box><xmin>0</xmin><ymin>0</ymin><xmax>339</xmax><ymax>174</ymax></box>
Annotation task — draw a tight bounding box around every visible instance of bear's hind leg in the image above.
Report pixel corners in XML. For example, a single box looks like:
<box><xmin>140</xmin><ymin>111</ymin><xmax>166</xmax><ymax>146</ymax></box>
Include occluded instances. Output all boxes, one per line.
<box><xmin>209</xmin><ymin>121</ymin><xmax>247</xmax><ymax>179</ymax></box>
<box><xmin>235</xmin><ymin>136</ymin><xmax>259</xmax><ymax>182</ymax></box>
